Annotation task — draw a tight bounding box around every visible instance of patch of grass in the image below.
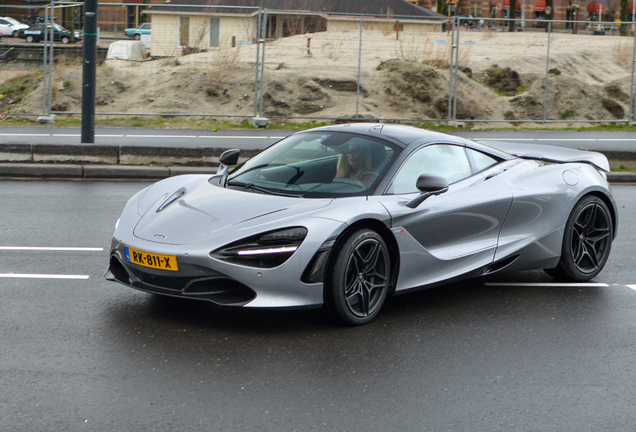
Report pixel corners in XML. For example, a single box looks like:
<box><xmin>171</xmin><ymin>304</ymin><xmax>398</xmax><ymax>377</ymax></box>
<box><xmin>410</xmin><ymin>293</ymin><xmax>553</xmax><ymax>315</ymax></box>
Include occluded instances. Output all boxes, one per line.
<box><xmin>614</xmin><ymin>165</ymin><xmax>636</xmax><ymax>172</ymax></box>
<box><xmin>516</xmin><ymin>83</ymin><xmax>529</xmax><ymax>94</ymax></box>
<box><xmin>0</xmin><ymin>115</ymin><xmax>330</xmax><ymax>130</ymax></box>
<box><xmin>560</xmin><ymin>109</ymin><xmax>576</xmax><ymax>120</ymax></box>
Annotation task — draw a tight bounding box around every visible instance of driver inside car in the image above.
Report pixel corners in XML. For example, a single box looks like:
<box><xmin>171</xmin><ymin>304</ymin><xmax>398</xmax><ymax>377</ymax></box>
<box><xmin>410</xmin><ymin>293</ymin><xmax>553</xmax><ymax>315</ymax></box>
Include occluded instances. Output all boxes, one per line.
<box><xmin>335</xmin><ymin>142</ymin><xmax>376</xmax><ymax>185</ymax></box>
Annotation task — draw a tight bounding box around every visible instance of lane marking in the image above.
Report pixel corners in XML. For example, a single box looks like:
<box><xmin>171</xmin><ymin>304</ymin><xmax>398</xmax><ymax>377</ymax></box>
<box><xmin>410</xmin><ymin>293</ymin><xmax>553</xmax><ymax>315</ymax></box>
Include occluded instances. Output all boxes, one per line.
<box><xmin>197</xmin><ymin>135</ymin><xmax>284</xmax><ymax>139</ymax></box>
<box><xmin>484</xmin><ymin>282</ymin><xmax>609</xmax><ymax>287</ymax></box>
<box><xmin>0</xmin><ymin>133</ymin><xmax>50</xmax><ymax>137</ymax></box>
<box><xmin>627</xmin><ymin>285</ymin><xmax>636</xmax><ymax>291</ymax></box>
<box><xmin>52</xmin><ymin>134</ymin><xmax>80</xmax><ymax>137</ymax></box>
<box><xmin>0</xmin><ymin>246</ymin><xmax>103</xmax><ymax>252</ymax></box>
<box><xmin>125</xmin><ymin>134</ymin><xmax>198</xmax><ymax>138</ymax></box>
<box><xmin>474</xmin><ymin>138</ymin><xmax>636</xmax><ymax>142</ymax></box>
<box><xmin>0</xmin><ymin>273</ymin><xmax>89</xmax><ymax>280</ymax></box>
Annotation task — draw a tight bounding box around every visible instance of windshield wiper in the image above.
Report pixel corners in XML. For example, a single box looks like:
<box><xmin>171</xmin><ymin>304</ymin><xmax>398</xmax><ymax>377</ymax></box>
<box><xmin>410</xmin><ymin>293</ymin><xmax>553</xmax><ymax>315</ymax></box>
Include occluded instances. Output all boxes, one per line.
<box><xmin>226</xmin><ymin>181</ymin><xmax>303</xmax><ymax>198</ymax></box>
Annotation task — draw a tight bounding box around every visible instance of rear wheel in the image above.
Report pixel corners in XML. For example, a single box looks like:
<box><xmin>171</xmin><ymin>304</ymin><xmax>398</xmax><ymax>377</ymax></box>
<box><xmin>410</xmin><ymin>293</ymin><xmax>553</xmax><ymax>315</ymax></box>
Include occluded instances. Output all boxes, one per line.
<box><xmin>325</xmin><ymin>229</ymin><xmax>391</xmax><ymax>325</ymax></box>
<box><xmin>26</xmin><ymin>35</ymin><xmax>33</xmax><ymax>43</ymax></box>
<box><xmin>61</xmin><ymin>36</ymin><xmax>69</xmax><ymax>44</ymax></box>
<box><xmin>545</xmin><ymin>195</ymin><xmax>613</xmax><ymax>281</ymax></box>
<box><xmin>133</xmin><ymin>34</ymin><xmax>141</xmax><ymax>40</ymax></box>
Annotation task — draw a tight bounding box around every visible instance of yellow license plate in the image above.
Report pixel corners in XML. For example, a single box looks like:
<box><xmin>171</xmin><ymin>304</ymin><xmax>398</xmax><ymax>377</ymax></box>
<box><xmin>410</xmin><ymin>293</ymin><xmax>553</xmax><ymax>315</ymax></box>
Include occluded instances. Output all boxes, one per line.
<box><xmin>125</xmin><ymin>246</ymin><xmax>179</xmax><ymax>271</ymax></box>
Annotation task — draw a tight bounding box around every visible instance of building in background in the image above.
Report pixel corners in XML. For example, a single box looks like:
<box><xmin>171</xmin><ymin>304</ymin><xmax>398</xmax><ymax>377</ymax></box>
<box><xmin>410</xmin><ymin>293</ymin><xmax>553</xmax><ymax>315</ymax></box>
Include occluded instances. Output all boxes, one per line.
<box><xmin>145</xmin><ymin>0</ymin><xmax>446</xmax><ymax>57</ymax></box>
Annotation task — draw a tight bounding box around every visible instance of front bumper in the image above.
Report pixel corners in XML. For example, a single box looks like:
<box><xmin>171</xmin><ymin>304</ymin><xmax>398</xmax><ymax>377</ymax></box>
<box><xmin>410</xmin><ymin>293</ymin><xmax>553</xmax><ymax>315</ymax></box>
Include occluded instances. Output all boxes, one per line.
<box><xmin>105</xmin><ymin>217</ymin><xmax>345</xmax><ymax>309</ymax></box>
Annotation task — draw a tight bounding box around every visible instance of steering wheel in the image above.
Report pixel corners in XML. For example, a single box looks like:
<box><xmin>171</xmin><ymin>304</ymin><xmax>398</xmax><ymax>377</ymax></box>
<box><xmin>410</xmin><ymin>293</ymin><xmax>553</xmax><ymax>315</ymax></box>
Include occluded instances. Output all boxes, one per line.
<box><xmin>360</xmin><ymin>172</ymin><xmax>378</xmax><ymax>185</ymax></box>
<box><xmin>332</xmin><ymin>177</ymin><xmax>366</xmax><ymax>189</ymax></box>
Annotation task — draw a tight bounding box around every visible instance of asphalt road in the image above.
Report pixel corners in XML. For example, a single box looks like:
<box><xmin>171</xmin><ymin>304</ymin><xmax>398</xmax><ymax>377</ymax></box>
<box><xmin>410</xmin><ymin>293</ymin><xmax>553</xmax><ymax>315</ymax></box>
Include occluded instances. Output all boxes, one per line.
<box><xmin>2</xmin><ymin>127</ymin><xmax>636</xmax><ymax>152</ymax></box>
<box><xmin>1</xmin><ymin>181</ymin><xmax>636</xmax><ymax>431</ymax></box>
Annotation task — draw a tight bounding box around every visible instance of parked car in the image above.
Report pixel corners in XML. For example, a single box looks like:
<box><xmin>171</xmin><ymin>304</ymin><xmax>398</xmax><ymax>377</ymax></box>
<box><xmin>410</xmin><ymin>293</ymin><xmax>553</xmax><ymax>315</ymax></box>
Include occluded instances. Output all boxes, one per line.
<box><xmin>124</xmin><ymin>23</ymin><xmax>151</xmax><ymax>40</ymax></box>
<box><xmin>455</xmin><ymin>14</ymin><xmax>478</xmax><ymax>28</ymax></box>
<box><xmin>15</xmin><ymin>23</ymin><xmax>81</xmax><ymax>44</ymax></box>
<box><xmin>105</xmin><ymin>124</ymin><xmax>617</xmax><ymax>326</ymax></box>
<box><xmin>0</xmin><ymin>17</ymin><xmax>29</xmax><ymax>37</ymax></box>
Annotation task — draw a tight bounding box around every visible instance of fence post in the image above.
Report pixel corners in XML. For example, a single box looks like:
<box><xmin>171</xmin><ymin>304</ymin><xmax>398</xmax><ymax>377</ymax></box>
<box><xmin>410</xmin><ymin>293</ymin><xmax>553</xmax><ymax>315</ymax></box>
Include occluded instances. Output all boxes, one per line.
<box><xmin>453</xmin><ymin>17</ymin><xmax>460</xmax><ymax>121</ymax></box>
<box><xmin>447</xmin><ymin>18</ymin><xmax>456</xmax><ymax>123</ymax></box>
<box><xmin>542</xmin><ymin>21</ymin><xmax>552</xmax><ymax>123</ymax></box>
<box><xmin>47</xmin><ymin>1</ymin><xmax>54</xmax><ymax>117</ymax></box>
<box><xmin>253</xmin><ymin>8</ymin><xmax>262</xmax><ymax>118</ymax></box>
<box><xmin>258</xmin><ymin>9</ymin><xmax>268</xmax><ymax>118</ymax></box>
<box><xmin>628</xmin><ymin>24</ymin><xmax>636</xmax><ymax>122</ymax></box>
<box><xmin>355</xmin><ymin>15</ymin><xmax>363</xmax><ymax>118</ymax></box>
<box><xmin>42</xmin><ymin>3</ymin><xmax>49</xmax><ymax>116</ymax></box>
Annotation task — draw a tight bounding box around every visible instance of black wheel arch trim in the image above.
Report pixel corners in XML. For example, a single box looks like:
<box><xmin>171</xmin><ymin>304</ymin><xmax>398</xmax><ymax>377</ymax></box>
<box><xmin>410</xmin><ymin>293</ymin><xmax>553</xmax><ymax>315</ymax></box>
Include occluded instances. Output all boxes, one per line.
<box><xmin>323</xmin><ymin>218</ymin><xmax>400</xmax><ymax>300</ymax></box>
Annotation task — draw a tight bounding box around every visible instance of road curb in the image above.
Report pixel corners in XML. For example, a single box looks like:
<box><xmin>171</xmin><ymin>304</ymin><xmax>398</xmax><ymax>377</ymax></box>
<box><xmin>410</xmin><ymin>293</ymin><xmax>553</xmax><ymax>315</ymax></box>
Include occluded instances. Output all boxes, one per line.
<box><xmin>0</xmin><ymin>163</ymin><xmax>634</xmax><ymax>182</ymax></box>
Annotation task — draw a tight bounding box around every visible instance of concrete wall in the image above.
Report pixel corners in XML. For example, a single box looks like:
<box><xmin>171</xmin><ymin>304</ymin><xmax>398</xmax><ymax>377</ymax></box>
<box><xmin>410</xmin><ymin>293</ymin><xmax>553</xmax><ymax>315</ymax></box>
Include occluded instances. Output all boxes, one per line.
<box><xmin>150</xmin><ymin>14</ymin><xmax>180</xmax><ymax>57</ymax></box>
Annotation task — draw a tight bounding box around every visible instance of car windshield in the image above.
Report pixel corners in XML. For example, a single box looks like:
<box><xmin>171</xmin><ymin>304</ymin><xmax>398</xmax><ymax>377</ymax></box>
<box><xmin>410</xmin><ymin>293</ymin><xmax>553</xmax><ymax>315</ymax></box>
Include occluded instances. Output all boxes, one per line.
<box><xmin>228</xmin><ymin>131</ymin><xmax>399</xmax><ymax>198</ymax></box>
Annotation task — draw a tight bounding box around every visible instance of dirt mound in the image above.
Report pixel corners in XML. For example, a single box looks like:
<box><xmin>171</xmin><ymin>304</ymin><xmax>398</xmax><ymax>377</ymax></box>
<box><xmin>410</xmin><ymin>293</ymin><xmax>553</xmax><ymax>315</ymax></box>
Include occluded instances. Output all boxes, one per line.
<box><xmin>477</xmin><ymin>65</ymin><xmax>522</xmax><ymax>96</ymax></box>
<box><xmin>0</xmin><ymin>72</ymin><xmax>40</xmax><ymax>113</ymax></box>
<box><xmin>378</xmin><ymin>59</ymin><xmax>508</xmax><ymax>120</ymax></box>
<box><xmin>509</xmin><ymin>75</ymin><xmax>628</xmax><ymax>121</ymax></box>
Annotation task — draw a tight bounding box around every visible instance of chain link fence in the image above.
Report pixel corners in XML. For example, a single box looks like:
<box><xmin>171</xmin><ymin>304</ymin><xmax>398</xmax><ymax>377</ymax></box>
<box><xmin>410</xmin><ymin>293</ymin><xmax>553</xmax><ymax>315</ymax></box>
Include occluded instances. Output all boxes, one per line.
<box><xmin>1</xmin><ymin>3</ymin><xmax>636</xmax><ymax>125</ymax></box>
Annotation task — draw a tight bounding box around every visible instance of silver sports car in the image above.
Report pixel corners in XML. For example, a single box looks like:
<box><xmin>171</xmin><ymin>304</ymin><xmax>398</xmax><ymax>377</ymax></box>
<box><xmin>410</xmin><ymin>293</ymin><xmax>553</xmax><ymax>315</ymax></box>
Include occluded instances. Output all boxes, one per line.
<box><xmin>106</xmin><ymin>124</ymin><xmax>618</xmax><ymax>325</ymax></box>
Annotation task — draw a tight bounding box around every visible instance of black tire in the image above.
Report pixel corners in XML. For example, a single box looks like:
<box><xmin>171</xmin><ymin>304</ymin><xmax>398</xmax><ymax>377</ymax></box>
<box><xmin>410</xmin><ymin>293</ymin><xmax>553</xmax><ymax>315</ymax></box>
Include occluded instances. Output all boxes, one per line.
<box><xmin>133</xmin><ymin>34</ymin><xmax>141</xmax><ymax>40</ymax></box>
<box><xmin>545</xmin><ymin>195</ymin><xmax>613</xmax><ymax>281</ymax></box>
<box><xmin>61</xmin><ymin>36</ymin><xmax>69</xmax><ymax>44</ymax></box>
<box><xmin>325</xmin><ymin>229</ymin><xmax>391</xmax><ymax>325</ymax></box>
<box><xmin>26</xmin><ymin>35</ymin><xmax>33</xmax><ymax>43</ymax></box>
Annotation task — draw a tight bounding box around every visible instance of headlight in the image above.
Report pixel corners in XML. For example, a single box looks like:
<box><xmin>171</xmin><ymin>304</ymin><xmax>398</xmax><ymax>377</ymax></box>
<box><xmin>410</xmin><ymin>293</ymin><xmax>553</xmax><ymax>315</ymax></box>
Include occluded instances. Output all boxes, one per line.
<box><xmin>211</xmin><ymin>227</ymin><xmax>307</xmax><ymax>268</ymax></box>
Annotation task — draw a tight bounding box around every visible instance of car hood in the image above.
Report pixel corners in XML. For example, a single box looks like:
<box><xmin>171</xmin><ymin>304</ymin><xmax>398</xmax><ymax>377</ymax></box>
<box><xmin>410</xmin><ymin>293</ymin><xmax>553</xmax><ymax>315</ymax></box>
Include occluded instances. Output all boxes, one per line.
<box><xmin>133</xmin><ymin>181</ymin><xmax>332</xmax><ymax>245</ymax></box>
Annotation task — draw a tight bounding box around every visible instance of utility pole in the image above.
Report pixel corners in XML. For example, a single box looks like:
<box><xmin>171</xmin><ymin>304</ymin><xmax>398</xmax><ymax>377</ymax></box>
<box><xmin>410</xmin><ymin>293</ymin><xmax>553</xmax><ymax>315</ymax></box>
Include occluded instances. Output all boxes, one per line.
<box><xmin>81</xmin><ymin>0</ymin><xmax>98</xmax><ymax>144</ymax></box>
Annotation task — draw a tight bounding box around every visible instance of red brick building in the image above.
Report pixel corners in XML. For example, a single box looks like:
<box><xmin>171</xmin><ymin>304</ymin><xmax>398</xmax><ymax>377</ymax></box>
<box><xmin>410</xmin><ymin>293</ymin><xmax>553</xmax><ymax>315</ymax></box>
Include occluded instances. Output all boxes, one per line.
<box><xmin>407</xmin><ymin>0</ymin><xmax>631</xmax><ymax>26</ymax></box>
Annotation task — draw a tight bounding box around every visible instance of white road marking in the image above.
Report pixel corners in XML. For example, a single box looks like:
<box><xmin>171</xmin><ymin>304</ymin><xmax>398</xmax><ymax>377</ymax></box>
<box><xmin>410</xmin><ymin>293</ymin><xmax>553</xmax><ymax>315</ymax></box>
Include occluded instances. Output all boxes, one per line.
<box><xmin>197</xmin><ymin>135</ymin><xmax>284</xmax><ymax>139</ymax></box>
<box><xmin>0</xmin><ymin>133</ymin><xmax>50</xmax><ymax>137</ymax></box>
<box><xmin>627</xmin><ymin>285</ymin><xmax>636</xmax><ymax>291</ymax></box>
<box><xmin>0</xmin><ymin>246</ymin><xmax>103</xmax><ymax>252</ymax></box>
<box><xmin>0</xmin><ymin>273</ymin><xmax>89</xmax><ymax>280</ymax></box>
<box><xmin>484</xmin><ymin>282</ymin><xmax>609</xmax><ymax>287</ymax></box>
<box><xmin>52</xmin><ymin>134</ymin><xmax>80</xmax><ymax>137</ymax></box>
<box><xmin>475</xmin><ymin>137</ymin><xmax>636</xmax><ymax>142</ymax></box>
<box><xmin>125</xmin><ymin>135</ymin><xmax>198</xmax><ymax>138</ymax></box>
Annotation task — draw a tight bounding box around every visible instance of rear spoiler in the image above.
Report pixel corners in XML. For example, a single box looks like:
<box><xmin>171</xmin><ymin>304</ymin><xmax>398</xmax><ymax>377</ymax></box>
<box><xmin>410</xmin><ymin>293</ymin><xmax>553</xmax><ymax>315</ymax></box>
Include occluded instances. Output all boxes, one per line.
<box><xmin>476</xmin><ymin>141</ymin><xmax>610</xmax><ymax>172</ymax></box>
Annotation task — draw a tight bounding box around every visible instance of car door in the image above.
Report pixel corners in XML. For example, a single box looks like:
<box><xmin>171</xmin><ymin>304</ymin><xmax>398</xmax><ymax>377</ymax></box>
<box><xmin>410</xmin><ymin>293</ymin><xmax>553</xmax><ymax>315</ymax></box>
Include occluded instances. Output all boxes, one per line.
<box><xmin>0</xmin><ymin>19</ymin><xmax>11</xmax><ymax>36</ymax></box>
<box><xmin>379</xmin><ymin>143</ymin><xmax>514</xmax><ymax>291</ymax></box>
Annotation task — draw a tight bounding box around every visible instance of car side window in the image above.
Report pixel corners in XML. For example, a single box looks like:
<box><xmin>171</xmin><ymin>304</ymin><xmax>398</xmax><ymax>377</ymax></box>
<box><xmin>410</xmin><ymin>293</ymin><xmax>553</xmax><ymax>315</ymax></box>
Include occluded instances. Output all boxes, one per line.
<box><xmin>466</xmin><ymin>148</ymin><xmax>498</xmax><ymax>173</ymax></box>
<box><xmin>0</xmin><ymin>19</ymin><xmax>8</xmax><ymax>25</ymax></box>
<box><xmin>389</xmin><ymin>144</ymin><xmax>472</xmax><ymax>194</ymax></box>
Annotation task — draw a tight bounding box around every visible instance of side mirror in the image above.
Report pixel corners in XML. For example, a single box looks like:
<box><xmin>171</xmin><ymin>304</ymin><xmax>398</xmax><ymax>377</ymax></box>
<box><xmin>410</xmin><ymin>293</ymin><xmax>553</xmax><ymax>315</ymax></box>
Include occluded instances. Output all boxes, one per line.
<box><xmin>406</xmin><ymin>174</ymin><xmax>449</xmax><ymax>208</ymax></box>
<box><xmin>219</xmin><ymin>148</ymin><xmax>240</xmax><ymax>167</ymax></box>
<box><xmin>211</xmin><ymin>149</ymin><xmax>240</xmax><ymax>187</ymax></box>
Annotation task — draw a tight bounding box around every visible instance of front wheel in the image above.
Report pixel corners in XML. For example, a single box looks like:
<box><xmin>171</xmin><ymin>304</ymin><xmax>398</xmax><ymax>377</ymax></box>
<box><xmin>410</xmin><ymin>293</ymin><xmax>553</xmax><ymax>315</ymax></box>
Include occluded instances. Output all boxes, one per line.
<box><xmin>325</xmin><ymin>229</ymin><xmax>391</xmax><ymax>325</ymax></box>
<box><xmin>545</xmin><ymin>195</ymin><xmax>613</xmax><ymax>281</ymax></box>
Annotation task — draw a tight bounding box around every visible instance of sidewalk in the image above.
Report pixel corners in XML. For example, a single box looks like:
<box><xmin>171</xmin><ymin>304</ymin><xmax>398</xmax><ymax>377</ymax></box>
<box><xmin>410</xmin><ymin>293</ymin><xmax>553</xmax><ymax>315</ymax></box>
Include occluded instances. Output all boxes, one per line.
<box><xmin>1</xmin><ymin>139</ymin><xmax>635</xmax><ymax>182</ymax></box>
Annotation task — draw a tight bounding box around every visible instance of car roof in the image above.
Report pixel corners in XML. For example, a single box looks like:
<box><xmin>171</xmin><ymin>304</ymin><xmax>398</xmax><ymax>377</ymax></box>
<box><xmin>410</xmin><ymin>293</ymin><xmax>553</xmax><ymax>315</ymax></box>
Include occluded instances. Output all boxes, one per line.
<box><xmin>304</xmin><ymin>123</ymin><xmax>465</xmax><ymax>147</ymax></box>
